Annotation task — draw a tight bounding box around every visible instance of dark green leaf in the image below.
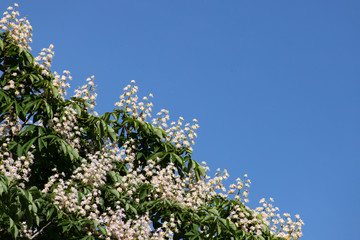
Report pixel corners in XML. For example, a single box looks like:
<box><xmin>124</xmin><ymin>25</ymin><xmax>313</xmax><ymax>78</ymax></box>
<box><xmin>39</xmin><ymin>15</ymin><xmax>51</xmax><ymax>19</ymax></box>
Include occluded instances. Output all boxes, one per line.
<box><xmin>0</xmin><ymin>38</ymin><xmax>4</xmax><ymax>50</ymax></box>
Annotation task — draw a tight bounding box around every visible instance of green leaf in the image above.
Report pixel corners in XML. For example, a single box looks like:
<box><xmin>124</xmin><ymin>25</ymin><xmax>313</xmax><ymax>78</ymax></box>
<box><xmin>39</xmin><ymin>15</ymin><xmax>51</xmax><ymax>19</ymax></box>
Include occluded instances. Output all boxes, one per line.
<box><xmin>107</xmin><ymin>125</ymin><xmax>117</xmax><ymax>141</ymax></box>
<box><xmin>23</xmin><ymin>50</ymin><xmax>34</xmax><ymax>65</ymax></box>
<box><xmin>95</xmin><ymin>222</ymin><xmax>107</xmax><ymax>236</ymax></box>
<box><xmin>16</xmin><ymin>144</ymin><xmax>23</xmax><ymax>157</ymax></box>
<box><xmin>12</xmin><ymin>225</ymin><xmax>19</xmax><ymax>239</ymax></box>
<box><xmin>46</xmin><ymin>208</ymin><xmax>55</xmax><ymax>221</ymax></box>
<box><xmin>208</xmin><ymin>208</ymin><xmax>219</xmax><ymax>216</ymax></box>
<box><xmin>199</xmin><ymin>165</ymin><xmax>206</xmax><ymax>175</ymax></box>
<box><xmin>171</xmin><ymin>153</ymin><xmax>184</xmax><ymax>168</ymax></box>
<box><xmin>38</xmin><ymin>137</ymin><xmax>47</xmax><ymax>151</ymax></box>
<box><xmin>9</xmin><ymin>217</ymin><xmax>14</xmax><ymax>229</ymax></box>
<box><xmin>219</xmin><ymin>218</ymin><xmax>237</xmax><ymax>232</ymax></box>
<box><xmin>0</xmin><ymin>101</ymin><xmax>14</xmax><ymax>115</ymax></box>
<box><xmin>51</xmin><ymin>85</ymin><xmax>60</xmax><ymax>98</ymax></box>
<box><xmin>58</xmin><ymin>139</ymin><xmax>79</xmax><ymax>161</ymax></box>
<box><xmin>18</xmin><ymin>46</ymin><xmax>24</xmax><ymax>55</ymax></box>
<box><xmin>153</xmin><ymin>127</ymin><xmax>166</xmax><ymax>139</ymax></box>
<box><xmin>0</xmin><ymin>181</ymin><xmax>8</xmax><ymax>196</ymax></box>
<box><xmin>0</xmin><ymin>38</ymin><xmax>4</xmax><ymax>50</ymax></box>
<box><xmin>109</xmin><ymin>188</ymin><xmax>120</xmax><ymax>198</ymax></box>
<box><xmin>188</xmin><ymin>159</ymin><xmax>195</xmax><ymax>170</ymax></box>
<box><xmin>217</xmin><ymin>223</ymin><xmax>222</xmax><ymax>235</ymax></box>
<box><xmin>44</xmin><ymin>100</ymin><xmax>53</xmax><ymax>118</ymax></box>
<box><xmin>0</xmin><ymin>90</ymin><xmax>10</xmax><ymax>102</ymax></box>
<box><xmin>14</xmin><ymin>102</ymin><xmax>21</xmax><ymax>116</ymax></box>
<box><xmin>0</xmin><ymin>174</ymin><xmax>10</xmax><ymax>186</ymax></box>
<box><xmin>23</xmin><ymin>137</ymin><xmax>37</xmax><ymax>153</ymax></box>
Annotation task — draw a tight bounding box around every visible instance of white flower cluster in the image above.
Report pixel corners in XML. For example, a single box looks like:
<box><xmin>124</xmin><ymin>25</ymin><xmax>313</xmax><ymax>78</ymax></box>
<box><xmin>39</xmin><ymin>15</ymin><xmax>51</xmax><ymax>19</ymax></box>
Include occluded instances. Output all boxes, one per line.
<box><xmin>154</xmin><ymin>111</ymin><xmax>199</xmax><ymax>150</ymax></box>
<box><xmin>255</xmin><ymin>198</ymin><xmax>304</xmax><ymax>239</ymax></box>
<box><xmin>73</xmin><ymin>75</ymin><xmax>98</xmax><ymax>115</ymax></box>
<box><xmin>34</xmin><ymin>44</ymin><xmax>55</xmax><ymax>76</ymax></box>
<box><xmin>44</xmin><ymin>141</ymin><xmax>175</xmax><ymax>239</ymax></box>
<box><xmin>45</xmin><ymin>147</ymin><xmax>120</xmax><ymax>216</ymax></box>
<box><xmin>48</xmin><ymin>106</ymin><xmax>83</xmax><ymax>150</ymax></box>
<box><xmin>117</xmin><ymin>158</ymin><xmax>215</xmax><ymax>210</ymax></box>
<box><xmin>0</xmin><ymin>114</ymin><xmax>22</xmax><ymax>138</ymax></box>
<box><xmin>115</xmin><ymin>80</ymin><xmax>153</xmax><ymax>120</ymax></box>
<box><xmin>0</xmin><ymin>3</ymin><xmax>32</xmax><ymax>51</ymax></box>
<box><xmin>115</xmin><ymin>81</ymin><xmax>199</xmax><ymax>150</ymax></box>
<box><xmin>96</xmin><ymin>208</ymin><xmax>172</xmax><ymax>240</ymax></box>
<box><xmin>2</xmin><ymin>75</ymin><xmax>26</xmax><ymax>97</ymax></box>
<box><xmin>52</xmin><ymin>70</ymin><xmax>72</xmax><ymax>97</ymax></box>
<box><xmin>0</xmin><ymin>143</ymin><xmax>34</xmax><ymax>187</ymax></box>
<box><xmin>72</xmin><ymin>146</ymin><xmax>122</xmax><ymax>187</ymax></box>
<box><xmin>228</xmin><ymin>174</ymin><xmax>251</xmax><ymax>203</ymax></box>
<box><xmin>148</xmin><ymin>163</ymin><xmax>209</xmax><ymax>209</ymax></box>
<box><xmin>228</xmin><ymin>203</ymin><xmax>263</xmax><ymax>235</ymax></box>
<box><xmin>19</xmin><ymin>220</ymin><xmax>38</xmax><ymax>239</ymax></box>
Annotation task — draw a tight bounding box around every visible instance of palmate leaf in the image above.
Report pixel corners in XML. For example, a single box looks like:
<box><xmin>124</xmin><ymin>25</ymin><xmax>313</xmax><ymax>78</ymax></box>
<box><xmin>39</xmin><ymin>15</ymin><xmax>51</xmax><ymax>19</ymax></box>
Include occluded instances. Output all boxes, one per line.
<box><xmin>57</xmin><ymin>138</ymin><xmax>80</xmax><ymax>161</ymax></box>
<box><xmin>22</xmin><ymin>48</ymin><xmax>34</xmax><ymax>65</ymax></box>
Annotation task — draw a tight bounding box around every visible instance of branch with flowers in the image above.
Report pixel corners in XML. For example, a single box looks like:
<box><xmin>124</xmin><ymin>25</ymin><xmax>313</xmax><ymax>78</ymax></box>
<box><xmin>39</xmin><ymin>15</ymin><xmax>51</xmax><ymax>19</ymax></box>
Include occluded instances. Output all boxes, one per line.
<box><xmin>0</xmin><ymin>4</ymin><xmax>304</xmax><ymax>240</ymax></box>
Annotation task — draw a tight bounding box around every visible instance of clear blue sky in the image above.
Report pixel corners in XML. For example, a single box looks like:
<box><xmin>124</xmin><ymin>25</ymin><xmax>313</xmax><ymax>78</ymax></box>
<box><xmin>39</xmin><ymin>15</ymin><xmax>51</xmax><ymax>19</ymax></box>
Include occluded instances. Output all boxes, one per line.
<box><xmin>2</xmin><ymin>1</ymin><xmax>359</xmax><ymax>239</ymax></box>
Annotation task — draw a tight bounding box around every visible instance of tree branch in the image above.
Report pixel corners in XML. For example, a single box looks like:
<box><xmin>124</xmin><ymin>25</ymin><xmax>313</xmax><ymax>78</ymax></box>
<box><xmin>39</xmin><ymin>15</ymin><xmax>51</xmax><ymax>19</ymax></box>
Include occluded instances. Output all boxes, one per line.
<box><xmin>29</xmin><ymin>221</ymin><xmax>52</xmax><ymax>239</ymax></box>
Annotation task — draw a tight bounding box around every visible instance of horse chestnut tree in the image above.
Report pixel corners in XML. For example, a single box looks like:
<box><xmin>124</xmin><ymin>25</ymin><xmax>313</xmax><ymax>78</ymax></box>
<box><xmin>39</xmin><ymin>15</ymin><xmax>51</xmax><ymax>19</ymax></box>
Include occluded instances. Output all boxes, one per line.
<box><xmin>0</xmin><ymin>4</ymin><xmax>303</xmax><ymax>239</ymax></box>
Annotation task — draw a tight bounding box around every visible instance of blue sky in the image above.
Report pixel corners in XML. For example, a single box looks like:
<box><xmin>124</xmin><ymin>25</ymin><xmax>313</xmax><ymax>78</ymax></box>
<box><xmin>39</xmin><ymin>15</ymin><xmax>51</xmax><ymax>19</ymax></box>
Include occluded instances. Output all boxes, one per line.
<box><xmin>2</xmin><ymin>0</ymin><xmax>359</xmax><ymax>239</ymax></box>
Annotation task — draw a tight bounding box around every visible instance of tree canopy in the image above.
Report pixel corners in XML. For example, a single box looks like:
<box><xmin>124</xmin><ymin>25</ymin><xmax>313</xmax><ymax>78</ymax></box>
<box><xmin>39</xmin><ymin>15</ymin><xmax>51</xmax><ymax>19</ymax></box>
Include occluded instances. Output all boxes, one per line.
<box><xmin>0</xmin><ymin>4</ymin><xmax>303</xmax><ymax>239</ymax></box>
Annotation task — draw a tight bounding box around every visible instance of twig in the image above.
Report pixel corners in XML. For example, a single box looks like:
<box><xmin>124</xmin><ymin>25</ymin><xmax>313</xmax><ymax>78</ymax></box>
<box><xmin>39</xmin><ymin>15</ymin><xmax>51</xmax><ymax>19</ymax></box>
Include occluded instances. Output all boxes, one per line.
<box><xmin>29</xmin><ymin>221</ymin><xmax>52</xmax><ymax>239</ymax></box>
